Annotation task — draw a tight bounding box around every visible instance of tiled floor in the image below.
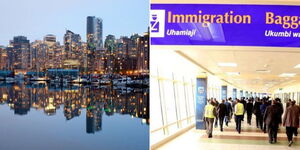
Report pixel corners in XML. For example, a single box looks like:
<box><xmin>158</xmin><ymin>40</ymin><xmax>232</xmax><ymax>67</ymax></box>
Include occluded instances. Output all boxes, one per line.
<box><xmin>157</xmin><ymin>116</ymin><xmax>299</xmax><ymax>150</ymax></box>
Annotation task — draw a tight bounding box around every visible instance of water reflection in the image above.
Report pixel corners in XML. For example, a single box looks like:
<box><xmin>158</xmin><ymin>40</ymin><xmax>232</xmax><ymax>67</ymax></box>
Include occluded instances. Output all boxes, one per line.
<box><xmin>0</xmin><ymin>81</ymin><xmax>149</xmax><ymax>134</ymax></box>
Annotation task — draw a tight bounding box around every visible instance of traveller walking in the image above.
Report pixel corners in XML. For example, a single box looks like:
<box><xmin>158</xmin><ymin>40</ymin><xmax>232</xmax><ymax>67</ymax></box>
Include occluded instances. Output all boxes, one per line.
<box><xmin>204</xmin><ymin>100</ymin><xmax>217</xmax><ymax>138</ymax></box>
<box><xmin>241</xmin><ymin>97</ymin><xmax>247</xmax><ymax>121</ymax></box>
<box><xmin>246</xmin><ymin>99</ymin><xmax>253</xmax><ymax>125</ymax></box>
<box><xmin>286</xmin><ymin>99</ymin><xmax>292</xmax><ymax>108</ymax></box>
<box><xmin>283</xmin><ymin>100</ymin><xmax>300</xmax><ymax>147</ymax></box>
<box><xmin>224</xmin><ymin>99</ymin><xmax>232</xmax><ymax>126</ymax></box>
<box><xmin>213</xmin><ymin>98</ymin><xmax>219</xmax><ymax>128</ymax></box>
<box><xmin>253</xmin><ymin>99</ymin><xmax>263</xmax><ymax>129</ymax></box>
<box><xmin>263</xmin><ymin>100</ymin><xmax>282</xmax><ymax>144</ymax></box>
<box><xmin>217</xmin><ymin>100</ymin><xmax>227</xmax><ymax>131</ymax></box>
<box><xmin>260</xmin><ymin>100</ymin><xmax>268</xmax><ymax>133</ymax></box>
<box><xmin>235</xmin><ymin>99</ymin><xmax>244</xmax><ymax>134</ymax></box>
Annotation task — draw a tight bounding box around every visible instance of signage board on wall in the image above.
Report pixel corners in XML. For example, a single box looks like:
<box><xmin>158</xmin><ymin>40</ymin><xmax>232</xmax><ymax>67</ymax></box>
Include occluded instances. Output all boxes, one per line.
<box><xmin>240</xmin><ymin>90</ymin><xmax>243</xmax><ymax>98</ymax></box>
<box><xmin>233</xmin><ymin>88</ymin><xmax>237</xmax><ymax>100</ymax></box>
<box><xmin>221</xmin><ymin>86</ymin><xmax>227</xmax><ymax>100</ymax></box>
<box><xmin>196</xmin><ymin>77</ymin><xmax>207</xmax><ymax>129</ymax></box>
<box><xmin>151</xmin><ymin>4</ymin><xmax>300</xmax><ymax>47</ymax></box>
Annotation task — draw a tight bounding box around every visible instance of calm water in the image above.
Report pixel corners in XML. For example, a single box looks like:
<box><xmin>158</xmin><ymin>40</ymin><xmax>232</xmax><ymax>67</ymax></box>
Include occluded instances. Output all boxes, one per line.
<box><xmin>0</xmin><ymin>82</ymin><xmax>149</xmax><ymax>150</ymax></box>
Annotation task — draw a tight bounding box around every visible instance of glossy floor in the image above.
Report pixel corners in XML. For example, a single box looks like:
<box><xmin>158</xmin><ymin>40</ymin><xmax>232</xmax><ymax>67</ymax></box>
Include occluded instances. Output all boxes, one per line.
<box><xmin>158</xmin><ymin>116</ymin><xmax>299</xmax><ymax>150</ymax></box>
<box><xmin>0</xmin><ymin>82</ymin><xmax>149</xmax><ymax>150</ymax></box>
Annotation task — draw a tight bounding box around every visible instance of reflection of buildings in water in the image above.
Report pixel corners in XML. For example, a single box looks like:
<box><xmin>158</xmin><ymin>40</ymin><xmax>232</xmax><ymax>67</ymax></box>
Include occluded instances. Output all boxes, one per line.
<box><xmin>44</xmin><ymin>97</ymin><xmax>56</xmax><ymax>115</ymax></box>
<box><xmin>10</xmin><ymin>85</ymin><xmax>31</xmax><ymax>115</ymax></box>
<box><xmin>86</xmin><ymin>100</ymin><xmax>104</xmax><ymax>134</ymax></box>
<box><xmin>0</xmin><ymin>84</ymin><xmax>150</xmax><ymax>132</ymax></box>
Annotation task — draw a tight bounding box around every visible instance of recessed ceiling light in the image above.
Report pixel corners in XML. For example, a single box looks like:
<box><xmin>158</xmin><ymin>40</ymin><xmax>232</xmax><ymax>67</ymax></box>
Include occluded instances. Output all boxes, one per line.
<box><xmin>256</xmin><ymin>69</ymin><xmax>270</xmax><ymax>73</ymax></box>
<box><xmin>294</xmin><ymin>64</ymin><xmax>300</xmax><ymax>68</ymax></box>
<box><xmin>218</xmin><ymin>62</ymin><xmax>237</xmax><ymax>67</ymax></box>
<box><xmin>279</xmin><ymin>73</ymin><xmax>296</xmax><ymax>77</ymax></box>
<box><xmin>226</xmin><ymin>72</ymin><xmax>240</xmax><ymax>76</ymax></box>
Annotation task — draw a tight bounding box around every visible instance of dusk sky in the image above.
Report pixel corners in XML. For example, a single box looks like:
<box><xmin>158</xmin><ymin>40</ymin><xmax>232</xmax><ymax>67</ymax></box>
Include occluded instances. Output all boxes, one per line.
<box><xmin>0</xmin><ymin>0</ymin><xmax>149</xmax><ymax>46</ymax></box>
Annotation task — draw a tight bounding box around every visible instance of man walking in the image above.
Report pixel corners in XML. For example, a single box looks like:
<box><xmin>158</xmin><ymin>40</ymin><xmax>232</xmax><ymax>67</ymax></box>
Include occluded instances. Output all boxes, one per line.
<box><xmin>235</xmin><ymin>99</ymin><xmax>244</xmax><ymax>134</ymax></box>
<box><xmin>246</xmin><ymin>99</ymin><xmax>253</xmax><ymax>125</ymax></box>
<box><xmin>213</xmin><ymin>98</ymin><xmax>219</xmax><ymax>128</ymax></box>
<box><xmin>260</xmin><ymin>100</ymin><xmax>268</xmax><ymax>133</ymax></box>
<box><xmin>283</xmin><ymin>100</ymin><xmax>300</xmax><ymax>147</ymax></box>
<box><xmin>204</xmin><ymin>100</ymin><xmax>217</xmax><ymax>138</ymax></box>
<box><xmin>263</xmin><ymin>100</ymin><xmax>282</xmax><ymax>144</ymax></box>
<box><xmin>224</xmin><ymin>99</ymin><xmax>232</xmax><ymax>126</ymax></box>
<box><xmin>253</xmin><ymin>99</ymin><xmax>263</xmax><ymax>129</ymax></box>
<box><xmin>218</xmin><ymin>100</ymin><xmax>227</xmax><ymax>131</ymax></box>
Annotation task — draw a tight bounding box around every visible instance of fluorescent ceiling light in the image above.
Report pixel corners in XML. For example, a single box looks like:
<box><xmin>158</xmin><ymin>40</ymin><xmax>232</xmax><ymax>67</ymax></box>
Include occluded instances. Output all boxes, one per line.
<box><xmin>218</xmin><ymin>62</ymin><xmax>237</xmax><ymax>67</ymax></box>
<box><xmin>226</xmin><ymin>72</ymin><xmax>240</xmax><ymax>76</ymax></box>
<box><xmin>279</xmin><ymin>73</ymin><xmax>296</xmax><ymax>77</ymax></box>
<box><xmin>256</xmin><ymin>69</ymin><xmax>270</xmax><ymax>73</ymax></box>
<box><xmin>294</xmin><ymin>64</ymin><xmax>300</xmax><ymax>68</ymax></box>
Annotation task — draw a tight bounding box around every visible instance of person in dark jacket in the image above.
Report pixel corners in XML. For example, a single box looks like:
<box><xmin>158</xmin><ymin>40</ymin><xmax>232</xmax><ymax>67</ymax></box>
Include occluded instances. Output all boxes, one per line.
<box><xmin>217</xmin><ymin>100</ymin><xmax>227</xmax><ymax>131</ymax></box>
<box><xmin>260</xmin><ymin>100</ymin><xmax>268</xmax><ymax>133</ymax></box>
<box><xmin>224</xmin><ymin>99</ymin><xmax>232</xmax><ymax>126</ymax></box>
<box><xmin>275</xmin><ymin>98</ymin><xmax>284</xmax><ymax>123</ymax></box>
<box><xmin>283</xmin><ymin>100</ymin><xmax>300</xmax><ymax>147</ymax></box>
<box><xmin>246</xmin><ymin>99</ymin><xmax>254</xmax><ymax>125</ymax></box>
<box><xmin>286</xmin><ymin>99</ymin><xmax>292</xmax><ymax>108</ymax></box>
<box><xmin>253</xmin><ymin>99</ymin><xmax>263</xmax><ymax>129</ymax></box>
<box><xmin>263</xmin><ymin>100</ymin><xmax>282</xmax><ymax>144</ymax></box>
<box><xmin>213</xmin><ymin>98</ymin><xmax>219</xmax><ymax>128</ymax></box>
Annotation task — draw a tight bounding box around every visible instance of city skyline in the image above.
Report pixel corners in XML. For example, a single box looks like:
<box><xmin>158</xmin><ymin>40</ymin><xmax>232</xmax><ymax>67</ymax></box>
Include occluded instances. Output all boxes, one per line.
<box><xmin>0</xmin><ymin>0</ymin><xmax>149</xmax><ymax>46</ymax></box>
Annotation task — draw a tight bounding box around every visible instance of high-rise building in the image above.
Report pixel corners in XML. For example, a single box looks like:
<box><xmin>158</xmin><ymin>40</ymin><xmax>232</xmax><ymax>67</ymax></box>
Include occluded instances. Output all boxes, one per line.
<box><xmin>104</xmin><ymin>35</ymin><xmax>116</xmax><ymax>74</ymax></box>
<box><xmin>0</xmin><ymin>46</ymin><xmax>8</xmax><ymax>70</ymax></box>
<box><xmin>8</xmin><ymin>36</ymin><xmax>31</xmax><ymax>71</ymax></box>
<box><xmin>137</xmin><ymin>32</ymin><xmax>149</xmax><ymax>74</ymax></box>
<box><xmin>30</xmin><ymin>40</ymin><xmax>47</xmax><ymax>71</ymax></box>
<box><xmin>64</xmin><ymin>30</ymin><xmax>81</xmax><ymax>58</ymax></box>
<box><xmin>117</xmin><ymin>35</ymin><xmax>139</xmax><ymax>74</ymax></box>
<box><xmin>86</xmin><ymin>16</ymin><xmax>103</xmax><ymax>74</ymax></box>
<box><xmin>87</xmin><ymin>16</ymin><xmax>103</xmax><ymax>50</ymax></box>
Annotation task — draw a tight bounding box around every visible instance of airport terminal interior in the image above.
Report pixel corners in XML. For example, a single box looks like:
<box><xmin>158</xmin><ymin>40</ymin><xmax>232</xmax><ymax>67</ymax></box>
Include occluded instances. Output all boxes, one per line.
<box><xmin>150</xmin><ymin>46</ymin><xmax>300</xmax><ymax>150</ymax></box>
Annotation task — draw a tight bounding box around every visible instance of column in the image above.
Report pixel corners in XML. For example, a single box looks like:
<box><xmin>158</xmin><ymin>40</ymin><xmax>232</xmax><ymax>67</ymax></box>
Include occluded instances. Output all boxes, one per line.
<box><xmin>221</xmin><ymin>85</ymin><xmax>228</xmax><ymax>100</ymax></box>
<box><xmin>240</xmin><ymin>90</ymin><xmax>243</xmax><ymax>99</ymax></box>
<box><xmin>196</xmin><ymin>77</ymin><xmax>207</xmax><ymax>129</ymax></box>
<box><xmin>233</xmin><ymin>88</ymin><xmax>237</xmax><ymax>100</ymax></box>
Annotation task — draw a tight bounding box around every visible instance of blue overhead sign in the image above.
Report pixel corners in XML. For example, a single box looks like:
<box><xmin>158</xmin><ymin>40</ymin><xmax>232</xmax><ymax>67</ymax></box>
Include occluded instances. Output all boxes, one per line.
<box><xmin>151</xmin><ymin>4</ymin><xmax>300</xmax><ymax>47</ymax></box>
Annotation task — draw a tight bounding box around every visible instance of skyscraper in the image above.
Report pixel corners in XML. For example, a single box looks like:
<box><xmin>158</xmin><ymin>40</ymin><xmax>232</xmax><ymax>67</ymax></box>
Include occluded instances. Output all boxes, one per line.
<box><xmin>87</xmin><ymin>16</ymin><xmax>103</xmax><ymax>74</ymax></box>
<box><xmin>87</xmin><ymin>16</ymin><xmax>103</xmax><ymax>50</ymax></box>
<box><xmin>0</xmin><ymin>46</ymin><xmax>8</xmax><ymax>70</ymax></box>
<box><xmin>8</xmin><ymin>36</ymin><xmax>31</xmax><ymax>71</ymax></box>
<box><xmin>63</xmin><ymin>30</ymin><xmax>83</xmax><ymax>70</ymax></box>
<box><xmin>137</xmin><ymin>32</ymin><xmax>149</xmax><ymax>74</ymax></box>
<box><xmin>104</xmin><ymin>35</ymin><xmax>116</xmax><ymax>74</ymax></box>
<box><xmin>64</xmin><ymin>30</ymin><xmax>81</xmax><ymax>59</ymax></box>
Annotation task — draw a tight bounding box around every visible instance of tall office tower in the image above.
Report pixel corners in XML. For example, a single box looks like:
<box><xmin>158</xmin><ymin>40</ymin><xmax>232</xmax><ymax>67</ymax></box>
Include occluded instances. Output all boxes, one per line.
<box><xmin>64</xmin><ymin>30</ymin><xmax>82</xmax><ymax>59</ymax></box>
<box><xmin>117</xmin><ymin>35</ymin><xmax>139</xmax><ymax>74</ymax></box>
<box><xmin>9</xmin><ymin>36</ymin><xmax>31</xmax><ymax>71</ymax></box>
<box><xmin>104</xmin><ymin>35</ymin><xmax>116</xmax><ymax>74</ymax></box>
<box><xmin>87</xmin><ymin>16</ymin><xmax>103</xmax><ymax>50</ymax></box>
<box><xmin>137</xmin><ymin>32</ymin><xmax>149</xmax><ymax>74</ymax></box>
<box><xmin>30</xmin><ymin>40</ymin><xmax>48</xmax><ymax>71</ymax></box>
<box><xmin>87</xmin><ymin>16</ymin><xmax>103</xmax><ymax>74</ymax></box>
